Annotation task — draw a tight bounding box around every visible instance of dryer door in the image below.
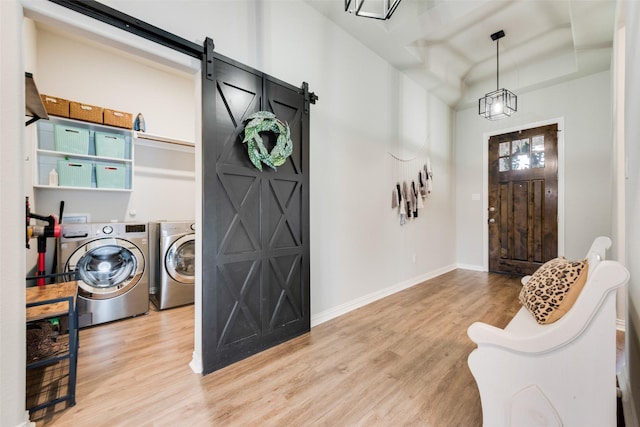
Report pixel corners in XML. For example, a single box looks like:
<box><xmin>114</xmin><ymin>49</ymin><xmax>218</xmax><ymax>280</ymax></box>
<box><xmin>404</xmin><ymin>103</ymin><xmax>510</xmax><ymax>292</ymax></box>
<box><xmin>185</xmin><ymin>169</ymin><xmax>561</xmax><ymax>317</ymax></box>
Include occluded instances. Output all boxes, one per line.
<box><xmin>66</xmin><ymin>237</ymin><xmax>145</xmax><ymax>300</ymax></box>
<box><xmin>165</xmin><ymin>234</ymin><xmax>195</xmax><ymax>284</ymax></box>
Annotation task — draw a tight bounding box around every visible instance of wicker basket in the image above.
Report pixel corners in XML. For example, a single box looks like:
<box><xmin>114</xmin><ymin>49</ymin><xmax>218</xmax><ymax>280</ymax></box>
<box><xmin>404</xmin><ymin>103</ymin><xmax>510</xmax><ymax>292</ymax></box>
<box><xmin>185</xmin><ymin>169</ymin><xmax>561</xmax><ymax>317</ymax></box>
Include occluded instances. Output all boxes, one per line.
<box><xmin>103</xmin><ymin>109</ymin><xmax>132</xmax><ymax>129</ymax></box>
<box><xmin>70</xmin><ymin>101</ymin><xmax>103</xmax><ymax>124</ymax></box>
<box><xmin>40</xmin><ymin>95</ymin><xmax>70</xmax><ymax>118</ymax></box>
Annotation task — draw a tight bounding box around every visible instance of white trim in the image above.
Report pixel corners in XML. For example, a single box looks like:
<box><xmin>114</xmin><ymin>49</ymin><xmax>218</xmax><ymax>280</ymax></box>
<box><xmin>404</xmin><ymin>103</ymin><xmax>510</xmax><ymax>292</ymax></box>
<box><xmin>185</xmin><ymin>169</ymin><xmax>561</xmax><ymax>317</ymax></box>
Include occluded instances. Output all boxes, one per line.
<box><xmin>618</xmin><ymin>367</ymin><xmax>639</xmax><ymax>427</ymax></box>
<box><xmin>456</xmin><ymin>263</ymin><xmax>485</xmax><ymax>272</ymax></box>
<box><xmin>21</xmin><ymin>411</ymin><xmax>35</xmax><ymax>427</ymax></box>
<box><xmin>21</xmin><ymin>0</ymin><xmax>204</xmax><ymax>378</ymax></box>
<box><xmin>616</xmin><ymin>318</ymin><xmax>626</xmax><ymax>331</ymax></box>
<box><xmin>310</xmin><ymin>264</ymin><xmax>457</xmax><ymax>327</ymax></box>
<box><xmin>134</xmin><ymin>165</ymin><xmax>196</xmax><ymax>180</ymax></box>
<box><xmin>21</xmin><ymin>0</ymin><xmax>200</xmax><ymax>73</ymax></box>
<box><xmin>189</xmin><ymin>351</ymin><xmax>203</xmax><ymax>374</ymax></box>
<box><xmin>134</xmin><ymin>132</ymin><xmax>196</xmax><ymax>150</ymax></box>
<box><xmin>482</xmin><ymin>117</ymin><xmax>566</xmax><ymax>271</ymax></box>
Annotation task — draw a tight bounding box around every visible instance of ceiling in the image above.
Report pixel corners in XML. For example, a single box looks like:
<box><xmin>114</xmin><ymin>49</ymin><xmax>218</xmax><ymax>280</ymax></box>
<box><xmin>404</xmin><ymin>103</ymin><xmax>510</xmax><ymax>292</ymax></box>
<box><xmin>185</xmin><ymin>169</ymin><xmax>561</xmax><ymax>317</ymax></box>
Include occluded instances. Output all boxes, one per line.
<box><xmin>304</xmin><ymin>0</ymin><xmax>618</xmax><ymax>109</ymax></box>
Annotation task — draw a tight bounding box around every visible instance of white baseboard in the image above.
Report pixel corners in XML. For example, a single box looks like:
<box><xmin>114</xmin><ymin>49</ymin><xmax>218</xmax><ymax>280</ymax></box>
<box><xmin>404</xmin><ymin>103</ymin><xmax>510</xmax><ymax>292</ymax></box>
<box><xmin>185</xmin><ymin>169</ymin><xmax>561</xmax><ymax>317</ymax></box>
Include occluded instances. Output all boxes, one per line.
<box><xmin>310</xmin><ymin>264</ymin><xmax>457</xmax><ymax>327</ymax></box>
<box><xmin>456</xmin><ymin>263</ymin><xmax>485</xmax><ymax>272</ymax></box>
<box><xmin>189</xmin><ymin>351</ymin><xmax>203</xmax><ymax>374</ymax></box>
<box><xmin>20</xmin><ymin>411</ymin><xmax>35</xmax><ymax>427</ymax></box>
<box><xmin>618</xmin><ymin>366</ymin><xmax>639</xmax><ymax>427</ymax></box>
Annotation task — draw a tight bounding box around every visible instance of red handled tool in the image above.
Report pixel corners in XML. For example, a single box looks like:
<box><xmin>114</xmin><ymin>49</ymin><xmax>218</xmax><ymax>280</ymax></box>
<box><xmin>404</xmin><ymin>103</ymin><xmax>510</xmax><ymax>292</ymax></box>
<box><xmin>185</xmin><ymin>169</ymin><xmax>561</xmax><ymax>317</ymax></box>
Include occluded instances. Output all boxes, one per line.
<box><xmin>25</xmin><ymin>197</ymin><xmax>61</xmax><ymax>286</ymax></box>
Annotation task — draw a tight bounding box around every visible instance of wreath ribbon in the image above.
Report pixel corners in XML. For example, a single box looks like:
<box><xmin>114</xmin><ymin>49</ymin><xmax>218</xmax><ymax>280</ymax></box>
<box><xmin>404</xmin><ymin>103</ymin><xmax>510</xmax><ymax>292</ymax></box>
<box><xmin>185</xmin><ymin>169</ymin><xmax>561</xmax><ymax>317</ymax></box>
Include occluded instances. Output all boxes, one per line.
<box><xmin>242</xmin><ymin>111</ymin><xmax>292</xmax><ymax>171</ymax></box>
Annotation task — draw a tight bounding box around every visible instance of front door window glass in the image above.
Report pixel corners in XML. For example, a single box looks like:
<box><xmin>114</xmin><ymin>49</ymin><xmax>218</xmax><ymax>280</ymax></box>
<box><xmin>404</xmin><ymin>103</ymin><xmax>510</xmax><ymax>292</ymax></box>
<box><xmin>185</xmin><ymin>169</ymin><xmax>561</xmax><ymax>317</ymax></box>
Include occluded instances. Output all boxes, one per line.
<box><xmin>499</xmin><ymin>135</ymin><xmax>546</xmax><ymax>172</ymax></box>
<box><xmin>498</xmin><ymin>141</ymin><xmax>510</xmax><ymax>171</ymax></box>
<box><xmin>511</xmin><ymin>138</ymin><xmax>530</xmax><ymax>170</ymax></box>
<box><xmin>531</xmin><ymin>135</ymin><xmax>545</xmax><ymax>168</ymax></box>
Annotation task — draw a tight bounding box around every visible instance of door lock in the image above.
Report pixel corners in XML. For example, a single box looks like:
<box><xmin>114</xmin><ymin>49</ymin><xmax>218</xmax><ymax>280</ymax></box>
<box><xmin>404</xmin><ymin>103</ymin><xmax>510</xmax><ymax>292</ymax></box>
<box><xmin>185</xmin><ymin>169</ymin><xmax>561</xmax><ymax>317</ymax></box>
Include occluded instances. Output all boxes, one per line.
<box><xmin>488</xmin><ymin>218</ymin><xmax>496</xmax><ymax>224</ymax></box>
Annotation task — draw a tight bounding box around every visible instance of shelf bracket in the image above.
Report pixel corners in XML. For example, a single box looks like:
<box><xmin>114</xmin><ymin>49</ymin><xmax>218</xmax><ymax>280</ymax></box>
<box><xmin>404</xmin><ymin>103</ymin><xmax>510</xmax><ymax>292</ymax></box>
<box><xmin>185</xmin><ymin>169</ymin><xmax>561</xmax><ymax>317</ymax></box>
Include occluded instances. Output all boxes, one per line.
<box><xmin>25</xmin><ymin>72</ymin><xmax>49</xmax><ymax>127</ymax></box>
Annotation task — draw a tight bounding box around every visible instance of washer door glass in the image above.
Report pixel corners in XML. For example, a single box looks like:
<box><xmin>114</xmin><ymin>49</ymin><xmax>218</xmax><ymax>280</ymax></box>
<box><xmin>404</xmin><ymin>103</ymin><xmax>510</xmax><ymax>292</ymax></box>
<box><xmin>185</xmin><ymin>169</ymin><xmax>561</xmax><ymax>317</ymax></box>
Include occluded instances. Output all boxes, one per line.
<box><xmin>68</xmin><ymin>238</ymin><xmax>145</xmax><ymax>299</ymax></box>
<box><xmin>165</xmin><ymin>236</ymin><xmax>195</xmax><ymax>284</ymax></box>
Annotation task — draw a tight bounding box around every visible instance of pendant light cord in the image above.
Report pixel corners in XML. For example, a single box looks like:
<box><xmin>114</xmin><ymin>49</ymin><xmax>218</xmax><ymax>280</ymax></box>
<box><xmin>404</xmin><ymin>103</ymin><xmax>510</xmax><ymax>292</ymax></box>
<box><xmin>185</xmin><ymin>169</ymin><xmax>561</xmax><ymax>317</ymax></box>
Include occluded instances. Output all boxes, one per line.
<box><xmin>496</xmin><ymin>38</ymin><xmax>500</xmax><ymax>90</ymax></box>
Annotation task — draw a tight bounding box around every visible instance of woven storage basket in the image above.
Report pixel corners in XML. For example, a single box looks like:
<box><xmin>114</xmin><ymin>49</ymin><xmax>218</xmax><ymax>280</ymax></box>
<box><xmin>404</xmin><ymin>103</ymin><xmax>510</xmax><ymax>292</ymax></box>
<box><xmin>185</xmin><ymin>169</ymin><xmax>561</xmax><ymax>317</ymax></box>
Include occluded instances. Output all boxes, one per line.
<box><xmin>40</xmin><ymin>95</ymin><xmax>70</xmax><ymax>117</ymax></box>
<box><xmin>103</xmin><ymin>109</ymin><xmax>133</xmax><ymax>129</ymax></box>
<box><xmin>57</xmin><ymin>160</ymin><xmax>92</xmax><ymax>188</ymax></box>
<box><xmin>54</xmin><ymin>124</ymin><xmax>89</xmax><ymax>155</ymax></box>
<box><xmin>70</xmin><ymin>101</ymin><xmax>103</xmax><ymax>124</ymax></box>
<box><xmin>95</xmin><ymin>163</ymin><xmax>126</xmax><ymax>189</ymax></box>
<box><xmin>95</xmin><ymin>132</ymin><xmax>126</xmax><ymax>158</ymax></box>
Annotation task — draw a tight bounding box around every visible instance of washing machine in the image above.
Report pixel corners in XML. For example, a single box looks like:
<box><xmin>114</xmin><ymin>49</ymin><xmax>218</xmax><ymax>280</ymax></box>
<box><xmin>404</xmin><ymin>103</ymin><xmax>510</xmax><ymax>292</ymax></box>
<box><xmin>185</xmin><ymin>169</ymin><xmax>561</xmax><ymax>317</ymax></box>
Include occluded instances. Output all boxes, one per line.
<box><xmin>148</xmin><ymin>221</ymin><xmax>195</xmax><ymax>310</ymax></box>
<box><xmin>59</xmin><ymin>222</ymin><xmax>149</xmax><ymax>328</ymax></box>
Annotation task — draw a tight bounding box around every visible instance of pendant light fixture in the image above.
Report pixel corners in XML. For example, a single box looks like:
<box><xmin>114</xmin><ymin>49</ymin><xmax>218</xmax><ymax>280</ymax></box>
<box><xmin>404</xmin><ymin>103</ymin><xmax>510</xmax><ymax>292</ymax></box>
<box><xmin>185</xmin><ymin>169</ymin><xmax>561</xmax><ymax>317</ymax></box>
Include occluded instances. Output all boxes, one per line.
<box><xmin>479</xmin><ymin>30</ymin><xmax>517</xmax><ymax>120</ymax></box>
<box><xmin>345</xmin><ymin>0</ymin><xmax>402</xmax><ymax>20</ymax></box>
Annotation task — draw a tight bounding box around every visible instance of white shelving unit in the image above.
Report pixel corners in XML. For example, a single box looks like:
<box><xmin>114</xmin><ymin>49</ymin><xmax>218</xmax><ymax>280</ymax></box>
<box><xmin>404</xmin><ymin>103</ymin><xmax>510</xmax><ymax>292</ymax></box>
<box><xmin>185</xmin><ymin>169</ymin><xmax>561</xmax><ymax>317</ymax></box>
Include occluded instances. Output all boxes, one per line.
<box><xmin>35</xmin><ymin>117</ymin><xmax>134</xmax><ymax>191</ymax></box>
<box><xmin>134</xmin><ymin>131</ymin><xmax>195</xmax><ymax>151</ymax></box>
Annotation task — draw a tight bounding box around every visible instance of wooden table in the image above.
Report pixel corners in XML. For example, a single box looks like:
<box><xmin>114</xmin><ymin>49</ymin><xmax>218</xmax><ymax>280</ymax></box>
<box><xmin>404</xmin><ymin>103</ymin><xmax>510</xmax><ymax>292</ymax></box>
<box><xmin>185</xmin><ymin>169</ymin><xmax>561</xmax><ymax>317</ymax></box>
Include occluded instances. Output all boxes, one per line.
<box><xmin>25</xmin><ymin>281</ymin><xmax>79</xmax><ymax>415</ymax></box>
<box><xmin>26</xmin><ymin>281</ymin><xmax>77</xmax><ymax>322</ymax></box>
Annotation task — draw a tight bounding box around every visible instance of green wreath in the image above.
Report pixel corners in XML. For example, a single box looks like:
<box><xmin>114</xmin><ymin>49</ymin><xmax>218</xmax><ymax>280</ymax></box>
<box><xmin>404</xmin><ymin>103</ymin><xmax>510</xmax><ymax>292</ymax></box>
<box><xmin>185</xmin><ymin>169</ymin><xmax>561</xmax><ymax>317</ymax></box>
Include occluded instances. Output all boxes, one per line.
<box><xmin>242</xmin><ymin>111</ymin><xmax>292</xmax><ymax>171</ymax></box>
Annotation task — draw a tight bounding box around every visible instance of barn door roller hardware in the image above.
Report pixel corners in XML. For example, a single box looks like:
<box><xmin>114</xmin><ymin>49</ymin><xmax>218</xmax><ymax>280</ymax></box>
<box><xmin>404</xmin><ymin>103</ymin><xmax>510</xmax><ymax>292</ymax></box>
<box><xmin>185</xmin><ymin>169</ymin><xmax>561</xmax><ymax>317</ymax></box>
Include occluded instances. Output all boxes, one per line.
<box><xmin>205</xmin><ymin>38</ymin><xmax>215</xmax><ymax>81</ymax></box>
<box><xmin>303</xmin><ymin>82</ymin><xmax>318</xmax><ymax>114</ymax></box>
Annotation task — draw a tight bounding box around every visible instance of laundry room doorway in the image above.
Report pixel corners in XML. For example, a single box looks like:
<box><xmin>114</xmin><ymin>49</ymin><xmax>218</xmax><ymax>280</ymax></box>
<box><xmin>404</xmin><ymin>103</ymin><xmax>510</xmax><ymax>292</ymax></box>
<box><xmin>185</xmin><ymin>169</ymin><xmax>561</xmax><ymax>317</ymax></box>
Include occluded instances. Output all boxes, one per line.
<box><xmin>27</xmin><ymin>0</ymin><xmax>314</xmax><ymax>377</ymax></box>
<box><xmin>23</xmin><ymin>0</ymin><xmax>202</xmax><ymax>372</ymax></box>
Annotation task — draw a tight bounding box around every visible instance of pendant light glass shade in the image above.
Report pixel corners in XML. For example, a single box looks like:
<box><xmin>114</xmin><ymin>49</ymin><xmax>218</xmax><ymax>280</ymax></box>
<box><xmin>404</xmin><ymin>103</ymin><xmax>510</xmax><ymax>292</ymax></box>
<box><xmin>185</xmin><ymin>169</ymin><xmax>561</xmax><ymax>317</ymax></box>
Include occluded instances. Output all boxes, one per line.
<box><xmin>479</xmin><ymin>88</ymin><xmax>517</xmax><ymax>120</ymax></box>
<box><xmin>479</xmin><ymin>30</ymin><xmax>517</xmax><ymax>120</ymax></box>
<box><xmin>345</xmin><ymin>0</ymin><xmax>402</xmax><ymax>20</ymax></box>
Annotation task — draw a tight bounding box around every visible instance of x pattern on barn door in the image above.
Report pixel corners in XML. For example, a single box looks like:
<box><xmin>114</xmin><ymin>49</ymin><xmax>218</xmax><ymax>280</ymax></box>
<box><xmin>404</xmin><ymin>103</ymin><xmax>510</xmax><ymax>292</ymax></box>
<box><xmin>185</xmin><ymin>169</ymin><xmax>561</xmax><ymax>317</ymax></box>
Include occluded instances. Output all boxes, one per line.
<box><xmin>202</xmin><ymin>56</ymin><xmax>310</xmax><ymax>373</ymax></box>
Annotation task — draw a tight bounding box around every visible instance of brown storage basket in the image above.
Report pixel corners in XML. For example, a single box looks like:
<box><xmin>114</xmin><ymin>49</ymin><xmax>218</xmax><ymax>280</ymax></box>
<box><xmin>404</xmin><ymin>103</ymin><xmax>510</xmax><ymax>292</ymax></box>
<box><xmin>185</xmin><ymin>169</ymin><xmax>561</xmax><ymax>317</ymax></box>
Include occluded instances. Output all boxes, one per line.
<box><xmin>103</xmin><ymin>109</ymin><xmax>133</xmax><ymax>129</ymax></box>
<box><xmin>70</xmin><ymin>101</ymin><xmax>103</xmax><ymax>124</ymax></box>
<box><xmin>40</xmin><ymin>95</ymin><xmax>70</xmax><ymax>118</ymax></box>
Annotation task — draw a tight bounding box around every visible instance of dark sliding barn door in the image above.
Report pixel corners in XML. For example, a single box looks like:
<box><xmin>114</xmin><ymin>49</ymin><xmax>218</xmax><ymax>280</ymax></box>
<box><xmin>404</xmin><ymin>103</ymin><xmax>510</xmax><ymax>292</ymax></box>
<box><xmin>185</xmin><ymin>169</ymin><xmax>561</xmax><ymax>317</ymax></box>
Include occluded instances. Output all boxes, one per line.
<box><xmin>201</xmin><ymin>48</ymin><xmax>311</xmax><ymax>374</ymax></box>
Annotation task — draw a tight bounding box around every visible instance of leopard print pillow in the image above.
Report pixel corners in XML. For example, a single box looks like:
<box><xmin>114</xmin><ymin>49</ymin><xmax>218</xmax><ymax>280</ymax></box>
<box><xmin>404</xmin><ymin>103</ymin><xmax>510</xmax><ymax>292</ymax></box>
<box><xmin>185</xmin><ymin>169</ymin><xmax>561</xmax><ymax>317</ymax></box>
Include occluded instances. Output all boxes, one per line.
<box><xmin>519</xmin><ymin>257</ymin><xmax>589</xmax><ymax>324</ymax></box>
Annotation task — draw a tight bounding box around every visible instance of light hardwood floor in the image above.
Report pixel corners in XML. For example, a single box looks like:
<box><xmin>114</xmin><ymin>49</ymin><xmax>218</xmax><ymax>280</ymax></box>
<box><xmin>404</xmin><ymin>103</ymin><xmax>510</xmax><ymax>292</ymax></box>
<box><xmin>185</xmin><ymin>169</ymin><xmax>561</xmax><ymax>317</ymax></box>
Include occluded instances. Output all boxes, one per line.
<box><xmin>36</xmin><ymin>270</ymin><xmax>526</xmax><ymax>426</ymax></box>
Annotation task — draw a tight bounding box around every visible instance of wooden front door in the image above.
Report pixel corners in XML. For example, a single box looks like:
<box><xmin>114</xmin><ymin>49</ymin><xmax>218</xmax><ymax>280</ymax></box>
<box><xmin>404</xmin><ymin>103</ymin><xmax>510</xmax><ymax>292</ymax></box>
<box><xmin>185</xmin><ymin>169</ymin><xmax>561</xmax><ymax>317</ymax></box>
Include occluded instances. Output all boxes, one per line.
<box><xmin>201</xmin><ymin>51</ymin><xmax>311</xmax><ymax>374</ymax></box>
<box><xmin>488</xmin><ymin>124</ymin><xmax>558</xmax><ymax>275</ymax></box>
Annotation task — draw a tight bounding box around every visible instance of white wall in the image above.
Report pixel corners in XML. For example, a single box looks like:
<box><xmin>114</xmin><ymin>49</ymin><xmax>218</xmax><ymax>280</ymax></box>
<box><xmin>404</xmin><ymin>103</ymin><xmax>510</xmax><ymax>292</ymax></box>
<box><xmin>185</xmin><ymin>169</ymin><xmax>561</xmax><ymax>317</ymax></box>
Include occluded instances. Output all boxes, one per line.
<box><xmin>1</xmin><ymin>1</ymin><xmax>32</xmax><ymax>426</ymax></box>
<box><xmin>23</xmin><ymin>25</ymin><xmax>197</xmax><ymax>276</ymax></box>
<box><xmin>34</xmin><ymin>27</ymin><xmax>196</xmax><ymax>142</ymax></box>
<box><xmin>455</xmin><ymin>71</ymin><xmax>613</xmax><ymax>268</ymax></box>
<box><xmin>623</xmin><ymin>0</ymin><xmax>640</xmax><ymax>422</ymax></box>
<box><xmin>2</xmin><ymin>1</ymin><xmax>456</xmax><ymax>424</ymax></box>
<box><xmin>97</xmin><ymin>0</ymin><xmax>457</xmax><ymax>320</ymax></box>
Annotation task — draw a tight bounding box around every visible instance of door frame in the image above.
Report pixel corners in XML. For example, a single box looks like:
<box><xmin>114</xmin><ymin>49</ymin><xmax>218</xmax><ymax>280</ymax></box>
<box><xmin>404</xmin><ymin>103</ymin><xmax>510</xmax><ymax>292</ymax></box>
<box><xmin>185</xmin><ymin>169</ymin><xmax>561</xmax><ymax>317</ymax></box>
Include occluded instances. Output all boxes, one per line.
<box><xmin>22</xmin><ymin>0</ymin><xmax>205</xmax><ymax>371</ymax></box>
<box><xmin>482</xmin><ymin>117</ymin><xmax>565</xmax><ymax>272</ymax></box>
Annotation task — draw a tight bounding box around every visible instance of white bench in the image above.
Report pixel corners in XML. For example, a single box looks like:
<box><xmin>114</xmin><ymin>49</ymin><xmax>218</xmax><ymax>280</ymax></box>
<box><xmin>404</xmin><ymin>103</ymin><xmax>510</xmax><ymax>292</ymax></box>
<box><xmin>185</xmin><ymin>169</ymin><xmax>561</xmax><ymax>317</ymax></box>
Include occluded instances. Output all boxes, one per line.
<box><xmin>467</xmin><ymin>236</ymin><xmax>629</xmax><ymax>427</ymax></box>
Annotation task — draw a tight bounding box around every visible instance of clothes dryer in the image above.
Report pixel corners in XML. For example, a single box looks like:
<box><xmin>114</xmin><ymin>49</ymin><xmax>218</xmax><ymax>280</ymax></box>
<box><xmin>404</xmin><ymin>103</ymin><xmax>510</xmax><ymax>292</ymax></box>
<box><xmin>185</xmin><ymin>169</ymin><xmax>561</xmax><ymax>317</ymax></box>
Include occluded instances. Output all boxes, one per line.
<box><xmin>59</xmin><ymin>222</ymin><xmax>149</xmax><ymax>328</ymax></box>
<box><xmin>148</xmin><ymin>221</ymin><xmax>195</xmax><ymax>310</ymax></box>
